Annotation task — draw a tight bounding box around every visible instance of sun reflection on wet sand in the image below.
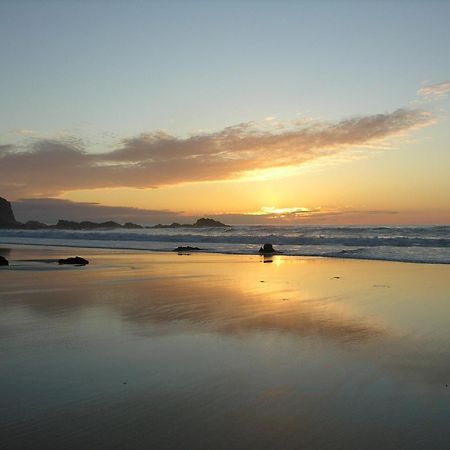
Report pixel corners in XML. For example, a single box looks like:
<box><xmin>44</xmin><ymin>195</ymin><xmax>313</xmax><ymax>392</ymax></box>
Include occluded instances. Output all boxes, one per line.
<box><xmin>0</xmin><ymin>246</ymin><xmax>449</xmax><ymax>449</ymax></box>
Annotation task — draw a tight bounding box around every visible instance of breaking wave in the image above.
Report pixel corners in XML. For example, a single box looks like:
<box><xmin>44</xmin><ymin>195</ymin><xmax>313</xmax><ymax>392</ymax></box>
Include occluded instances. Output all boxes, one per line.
<box><xmin>0</xmin><ymin>225</ymin><xmax>449</xmax><ymax>264</ymax></box>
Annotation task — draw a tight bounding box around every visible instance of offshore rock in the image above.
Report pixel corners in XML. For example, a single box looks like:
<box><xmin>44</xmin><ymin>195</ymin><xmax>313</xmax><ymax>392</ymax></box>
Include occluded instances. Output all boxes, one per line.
<box><xmin>0</xmin><ymin>197</ymin><xmax>18</xmax><ymax>228</ymax></box>
<box><xmin>54</xmin><ymin>220</ymin><xmax>122</xmax><ymax>230</ymax></box>
<box><xmin>153</xmin><ymin>218</ymin><xmax>229</xmax><ymax>229</ymax></box>
<box><xmin>23</xmin><ymin>220</ymin><xmax>48</xmax><ymax>229</ymax></box>
<box><xmin>192</xmin><ymin>218</ymin><xmax>229</xmax><ymax>227</ymax></box>
<box><xmin>123</xmin><ymin>222</ymin><xmax>143</xmax><ymax>229</ymax></box>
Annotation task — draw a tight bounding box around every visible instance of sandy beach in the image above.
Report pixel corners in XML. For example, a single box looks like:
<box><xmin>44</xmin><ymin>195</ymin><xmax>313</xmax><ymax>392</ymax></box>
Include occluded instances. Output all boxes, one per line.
<box><xmin>1</xmin><ymin>245</ymin><xmax>449</xmax><ymax>449</ymax></box>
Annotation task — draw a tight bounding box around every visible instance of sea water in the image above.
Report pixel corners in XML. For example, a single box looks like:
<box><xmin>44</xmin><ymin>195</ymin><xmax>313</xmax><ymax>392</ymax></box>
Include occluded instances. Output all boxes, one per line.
<box><xmin>0</xmin><ymin>225</ymin><xmax>449</xmax><ymax>264</ymax></box>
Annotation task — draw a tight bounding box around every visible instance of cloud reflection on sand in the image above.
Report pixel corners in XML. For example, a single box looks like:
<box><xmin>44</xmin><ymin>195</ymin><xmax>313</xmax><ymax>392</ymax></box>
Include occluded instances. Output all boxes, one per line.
<box><xmin>1</xmin><ymin>248</ymin><xmax>450</xmax><ymax>450</ymax></box>
<box><xmin>1</xmin><ymin>248</ymin><xmax>450</xmax><ymax>389</ymax></box>
<box><xmin>1</xmin><ymin>252</ymin><xmax>386</xmax><ymax>345</ymax></box>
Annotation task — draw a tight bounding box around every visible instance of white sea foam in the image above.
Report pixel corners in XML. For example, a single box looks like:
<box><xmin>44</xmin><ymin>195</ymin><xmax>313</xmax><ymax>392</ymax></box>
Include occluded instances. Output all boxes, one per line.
<box><xmin>0</xmin><ymin>225</ymin><xmax>449</xmax><ymax>264</ymax></box>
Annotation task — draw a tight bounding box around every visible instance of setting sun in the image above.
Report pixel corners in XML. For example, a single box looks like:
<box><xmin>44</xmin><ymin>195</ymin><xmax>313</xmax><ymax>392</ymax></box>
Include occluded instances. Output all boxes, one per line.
<box><xmin>1</xmin><ymin>2</ymin><xmax>449</xmax><ymax>448</ymax></box>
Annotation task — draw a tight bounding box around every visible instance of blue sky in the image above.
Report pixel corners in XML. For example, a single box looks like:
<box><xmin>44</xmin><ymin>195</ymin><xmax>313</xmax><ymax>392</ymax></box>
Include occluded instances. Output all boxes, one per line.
<box><xmin>1</xmin><ymin>1</ymin><xmax>449</xmax><ymax>224</ymax></box>
<box><xmin>2</xmin><ymin>0</ymin><xmax>449</xmax><ymax>139</ymax></box>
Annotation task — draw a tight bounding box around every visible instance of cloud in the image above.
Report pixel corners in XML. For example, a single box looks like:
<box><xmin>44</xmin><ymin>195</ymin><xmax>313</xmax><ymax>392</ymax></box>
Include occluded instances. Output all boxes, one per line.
<box><xmin>239</xmin><ymin>206</ymin><xmax>399</xmax><ymax>222</ymax></box>
<box><xmin>246</xmin><ymin>206</ymin><xmax>320</xmax><ymax>217</ymax></box>
<box><xmin>0</xmin><ymin>108</ymin><xmax>434</xmax><ymax>198</ymax></box>
<box><xmin>7</xmin><ymin>198</ymin><xmax>398</xmax><ymax>225</ymax></box>
<box><xmin>12</xmin><ymin>198</ymin><xmax>182</xmax><ymax>224</ymax></box>
<box><xmin>10</xmin><ymin>198</ymin><xmax>401</xmax><ymax>225</ymax></box>
<box><xmin>417</xmin><ymin>80</ymin><xmax>450</xmax><ymax>100</ymax></box>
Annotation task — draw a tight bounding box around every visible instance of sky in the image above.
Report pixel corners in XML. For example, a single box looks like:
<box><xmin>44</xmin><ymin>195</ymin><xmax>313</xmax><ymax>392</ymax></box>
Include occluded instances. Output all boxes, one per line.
<box><xmin>1</xmin><ymin>0</ymin><xmax>449</xmax><ymax>225</ymax></box>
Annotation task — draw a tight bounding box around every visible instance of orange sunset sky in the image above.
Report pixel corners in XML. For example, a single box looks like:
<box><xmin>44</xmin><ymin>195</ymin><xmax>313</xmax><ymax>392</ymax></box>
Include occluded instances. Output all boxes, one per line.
<box><xmin>1</xmin><ymin>1</ymin><xmax>449</xmax><ymax>225</ymax></box>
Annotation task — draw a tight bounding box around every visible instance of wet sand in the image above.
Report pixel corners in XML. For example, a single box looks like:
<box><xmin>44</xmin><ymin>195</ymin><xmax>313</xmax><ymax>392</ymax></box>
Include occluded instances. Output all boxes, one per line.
<box><xmin>1</xmin><ymin>245</ymin><xmax>449</xmax><ymax>449</ymax></box>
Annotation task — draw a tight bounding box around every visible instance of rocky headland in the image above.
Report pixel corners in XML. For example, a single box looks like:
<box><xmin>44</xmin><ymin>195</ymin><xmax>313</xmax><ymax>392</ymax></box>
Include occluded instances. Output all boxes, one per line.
<box><xmin>152</xmin><ymin>218</ymin><xmax>229</xmax><ymax>229</ymax></box>
<box><xmin>0</xmin><ymin>197</ymin><xmax>19</xmax><ymax>228</ymax></box>
<box><xmin>0</xmin><ymin>197</ymin><xmax>230</xmax><ymax>230</ymax></box>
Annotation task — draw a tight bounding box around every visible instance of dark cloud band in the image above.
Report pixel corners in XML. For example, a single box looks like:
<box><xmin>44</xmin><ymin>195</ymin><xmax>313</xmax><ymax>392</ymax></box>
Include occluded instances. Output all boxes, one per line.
<box><xmin>0</xmin><ymin>108</ymin><xmax>434</xmax><ymax>198</ymax></box>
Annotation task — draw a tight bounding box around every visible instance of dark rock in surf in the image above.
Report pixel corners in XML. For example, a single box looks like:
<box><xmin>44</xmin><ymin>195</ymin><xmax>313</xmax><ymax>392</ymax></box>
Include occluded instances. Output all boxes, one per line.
<box><xmin>258</xmin><ymin>243</ymin><xmax>277</xmax><ymax>254</ymax></box>
<box><xmin>0</xmin><ymin>255</ymin><xmax>9</xmax><ymax>266</ymax></box>
<box><xmin>58</xmin><ymin>256</ymin><xmax>89</xmax><ymax>265</ymax></box>
<box><xmin>173</xmin><ymin>246</ymin><xmax>202</xmax><ymax>252</ymax></box>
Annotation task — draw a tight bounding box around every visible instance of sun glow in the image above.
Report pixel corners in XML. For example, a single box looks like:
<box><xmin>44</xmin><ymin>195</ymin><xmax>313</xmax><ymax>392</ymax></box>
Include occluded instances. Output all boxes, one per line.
<box><xmin>247</xmin><ymin>206</ymin><xmax>317</xmax><ymax>217</ymax></box>
<box><xmin>239</xmin><ymin>165</ymin><xmax>307</xmax><ymax>183</ymax></box>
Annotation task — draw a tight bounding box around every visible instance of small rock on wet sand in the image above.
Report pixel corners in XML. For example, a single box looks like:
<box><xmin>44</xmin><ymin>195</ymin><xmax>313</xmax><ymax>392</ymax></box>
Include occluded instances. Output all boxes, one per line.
<box><xmin>58</xmin><ymin>256</ymin><xmax>89</xmax><ymax>265</ymax></box>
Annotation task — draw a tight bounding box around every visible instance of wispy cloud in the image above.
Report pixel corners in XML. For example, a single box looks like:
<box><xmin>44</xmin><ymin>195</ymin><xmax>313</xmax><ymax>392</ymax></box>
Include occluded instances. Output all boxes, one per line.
<box><xmin>246</xmin><ymin>206</ymin><xmax>320</xmax><ymax>217</ymax></box>
<box><xmin>243</xmin><ymin>206</ymin><xmax>398</xmax><ymax>221</ymax></box>
<box><xmin>417</xmin><ymin>80</ymin><xmax>450</xmax><ymax>100</ymax></box>
<box><xmin>0</xmin><ymin>108</ymin><xmax>434</xmax><ymax>198</ymax></box>
<box><xmin>9</xmin><ymin>198</ymin><xmax>403</xmax><ymax>225</ymax></box>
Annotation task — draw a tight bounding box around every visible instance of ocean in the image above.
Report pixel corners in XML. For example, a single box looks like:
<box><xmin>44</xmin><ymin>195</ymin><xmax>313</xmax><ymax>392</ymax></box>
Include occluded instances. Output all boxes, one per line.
<box><xmin>0</xmin><ymin>225</ymin><xmax>449</xmax><ymax>264</ymax></box>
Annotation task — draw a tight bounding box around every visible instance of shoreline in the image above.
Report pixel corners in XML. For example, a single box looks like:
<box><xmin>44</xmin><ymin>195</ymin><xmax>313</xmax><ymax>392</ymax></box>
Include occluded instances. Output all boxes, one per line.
<box><xmin>1</xmin><ymin>242</ymin><xmax>449</xmax><ymax>449</ymax></box>
<box><xmin>1</xmin><ymin>240</ymin><xmax>449</xmax><ymax>266</ymax></box>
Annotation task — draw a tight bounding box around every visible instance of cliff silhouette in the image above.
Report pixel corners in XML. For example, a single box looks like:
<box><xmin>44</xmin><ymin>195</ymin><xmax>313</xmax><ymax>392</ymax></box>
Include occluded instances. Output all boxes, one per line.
<box><xmin>0</xmin><ymin>197</ymin><xmax>18</xmax><ymax>228</ymax></box>
<box><xmin>0</xmin><ymin>197</ymin><xmax>229</xmax><ymax>230</ymax></box>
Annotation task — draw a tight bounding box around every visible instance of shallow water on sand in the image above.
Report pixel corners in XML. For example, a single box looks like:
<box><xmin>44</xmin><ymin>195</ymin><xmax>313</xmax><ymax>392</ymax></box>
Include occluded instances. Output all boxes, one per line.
<box><xmin>1</xmin><ymin>246</ymin><xmax>449</xmax><ymax>449</ymax></box>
